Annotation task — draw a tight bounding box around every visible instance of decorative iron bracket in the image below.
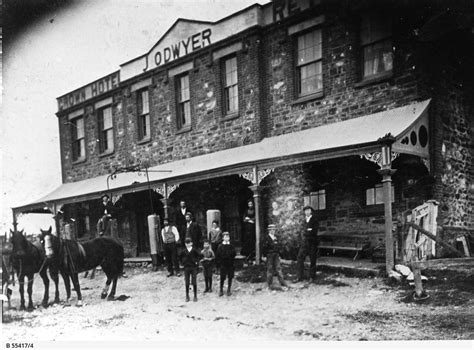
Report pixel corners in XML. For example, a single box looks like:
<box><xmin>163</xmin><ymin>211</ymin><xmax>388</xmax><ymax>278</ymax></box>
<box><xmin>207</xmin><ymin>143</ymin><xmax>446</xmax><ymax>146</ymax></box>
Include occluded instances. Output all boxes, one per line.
<box><xmin>240</xmin><ymin>168</ymin><xmax>274</xmax><ymax>185</ymax></box>
<box><xmin>361</xmin><ymin>152</ymin><xmax>399</xmax><ymax>168</ymax></box>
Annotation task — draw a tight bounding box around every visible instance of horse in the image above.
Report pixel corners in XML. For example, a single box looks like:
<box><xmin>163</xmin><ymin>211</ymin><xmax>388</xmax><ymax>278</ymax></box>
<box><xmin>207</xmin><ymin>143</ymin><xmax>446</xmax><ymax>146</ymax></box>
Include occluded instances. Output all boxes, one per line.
<box><xmin>40</xmin><ymin>227</ymin><xmax>124</xmax><ymax>305</ymax></box>
<box><xmin>10</xmin><ymin>229</ymin><xmax>61</xmax><ymax>310</ymax></box>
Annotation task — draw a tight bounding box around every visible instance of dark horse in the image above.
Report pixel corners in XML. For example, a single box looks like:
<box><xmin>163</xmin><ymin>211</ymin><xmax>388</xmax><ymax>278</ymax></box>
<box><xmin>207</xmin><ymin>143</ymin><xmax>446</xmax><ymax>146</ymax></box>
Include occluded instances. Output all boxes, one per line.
<box><xmin>10</xmin><ymin>229</ymin><xmax>61</xmax><ymax>310</ymax></box>
<box><xmin>40</xmin><ymin>227</ymin><xmax>124</xmax><ymax>305</ymax></box>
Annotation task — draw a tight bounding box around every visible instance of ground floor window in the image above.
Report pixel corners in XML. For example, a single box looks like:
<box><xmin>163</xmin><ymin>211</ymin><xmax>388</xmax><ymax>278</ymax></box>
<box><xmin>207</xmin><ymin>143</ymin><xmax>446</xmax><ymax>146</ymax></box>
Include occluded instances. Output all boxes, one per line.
<box><xmin>366</xmin><ymin>183</ymin><xmax>394</xmax><ymax>205</ymax></box>
<box><xmin>304</xmin><ymin>189</ymin><xmax>326</xmax><ymax>210</ymax></box>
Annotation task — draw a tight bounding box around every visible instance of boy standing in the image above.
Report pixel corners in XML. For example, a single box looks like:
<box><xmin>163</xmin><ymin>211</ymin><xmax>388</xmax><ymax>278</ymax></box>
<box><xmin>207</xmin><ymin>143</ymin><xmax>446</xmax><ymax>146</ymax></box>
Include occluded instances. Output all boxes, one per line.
<box><xmin>216</xmin><ymin>231</ymin><xmax>236</xmax><ymax>297</ymax></box>
<box><xmin>263</xmin><ymin>224</ymin><xmax>288</xmax><ymax>290</ymax></box>
<box><xmin>179</xmin><ymin>238</ymin><xmax>202</xmax><ymax>302</ymax></box>
<box><xmin>200</xmin><ymin>239</ymin><xmax>215</xmax><ymax>293</ymax></box>
<box><xmin>208</xmin><ymin>220</ymin><xmax>222</xmax><ymax>255</ymax></box>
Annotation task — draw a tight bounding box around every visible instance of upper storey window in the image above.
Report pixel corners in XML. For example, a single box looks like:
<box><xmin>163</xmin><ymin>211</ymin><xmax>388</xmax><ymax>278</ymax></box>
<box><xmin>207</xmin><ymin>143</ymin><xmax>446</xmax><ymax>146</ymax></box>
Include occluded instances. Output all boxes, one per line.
<box><xmin>71</xmin><ymin>115</ymin><xmax>85</xmax><ymax>161</ymax></box>
<box><xmin>360</xmin><ymin>14</ymin><xmax>393</xmax><ymax>80</ymax></box>
<box><xmin>296</xmin><ymin>28</ymin><xmax>322</xmax><ymax>97</ymax></box>
<box><xmin>176</xmin><ymin>73</ymin><xmax>191</xmax><ymax>130</ymax></box>
<box><xmin>223</xmin><ymin>55</ymin><xmax>239</xmax><ymax>115</ymax></box>
<box><xmin>98</xmin><ymin>105</ymin><xmax>114</xmax><ymax>154</ymax></box>
<box><xmin>137</xmin><ymin>89</ymin><xmax>150</xmax><ymax>141</ymax></box>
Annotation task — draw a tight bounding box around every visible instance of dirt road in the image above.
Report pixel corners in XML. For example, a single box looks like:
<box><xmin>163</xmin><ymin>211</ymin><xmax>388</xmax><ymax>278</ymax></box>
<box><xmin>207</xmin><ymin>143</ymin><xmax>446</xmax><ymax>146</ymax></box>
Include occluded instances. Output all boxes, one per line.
<box><xmin>2</xmin><ymin>263</ymin><xmax>473</xmax><ymax>342</ymax></box>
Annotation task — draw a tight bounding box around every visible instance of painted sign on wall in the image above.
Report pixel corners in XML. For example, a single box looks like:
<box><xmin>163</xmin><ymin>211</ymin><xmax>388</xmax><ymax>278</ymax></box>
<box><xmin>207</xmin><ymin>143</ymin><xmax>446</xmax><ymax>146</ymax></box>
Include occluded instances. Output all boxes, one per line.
<box><xmin>57</xmin><ymin>71</ymin><xmax>120</xmax><ymax>112</ymax></box>
<box><xmin>144</xmin><ymin>28</ymin><xmax>212</xmax><ymax>71</ymax></box>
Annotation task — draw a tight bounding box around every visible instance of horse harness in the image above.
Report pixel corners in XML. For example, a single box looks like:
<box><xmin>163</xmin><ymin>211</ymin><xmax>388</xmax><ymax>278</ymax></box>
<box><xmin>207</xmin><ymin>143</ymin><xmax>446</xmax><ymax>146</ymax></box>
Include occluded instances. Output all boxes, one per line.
<box><xmin>59</xmin><ymin>237</ymin><xmax>87</xmax><ymax>274</ymax></box>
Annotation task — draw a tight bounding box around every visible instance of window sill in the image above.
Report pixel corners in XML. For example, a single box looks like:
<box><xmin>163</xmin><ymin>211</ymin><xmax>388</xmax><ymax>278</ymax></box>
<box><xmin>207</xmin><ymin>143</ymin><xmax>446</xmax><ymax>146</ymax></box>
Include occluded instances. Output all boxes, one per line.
<box><xmin>176</xmin><ymin>126</ymin><xmax>192</xmax><ymax>135</ymax></box>
<box><xmin>99</xmin><ymin>149</ymin><xmax>115</xmax><ymax>158</ymax></box>
<box><xmin>137</xmin><ymin>137</ymin><xmax>151</xmax><ymax>145</ymax></box>
<box><xmin>291</xmin><ymin>91</ymin><xmax>324</xmax><ymax>106</ymax></box>
<box><xmin>222</xmin><ymin>112</ymin><xmax>239</xmax><ymax>122</ymax></box>
<box><xmin>355</xmin><ymin>72</ymin><xmax>393</xmax><ymax>88</ymax></box>
<box><xmin>72</xmin><ymin>157</ymin><xmax>86</xmax><ymax>165</ymax></box>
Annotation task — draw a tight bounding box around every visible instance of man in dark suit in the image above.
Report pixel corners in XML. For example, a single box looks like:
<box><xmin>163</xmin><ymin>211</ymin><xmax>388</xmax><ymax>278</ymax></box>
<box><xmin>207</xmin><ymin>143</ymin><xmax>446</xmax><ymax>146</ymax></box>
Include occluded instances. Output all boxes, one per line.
<box><xmin>96</xmin><ymin>193</ymin><xmax>115</xmax><ymax>236</ymax></box>
<box><xmin>175</xmin><ymin>200</ymin><xmax>189</xmax><ymax>246</ymax></box>
<box><xmin>296</xmin><ymin>205</ymin><xmax>319</xmax><ymax>282</ymax></box>
<box><xmin>185</xmin><ymin>212</ymin><xmax>202</xmax><ymax>249</ymax></box>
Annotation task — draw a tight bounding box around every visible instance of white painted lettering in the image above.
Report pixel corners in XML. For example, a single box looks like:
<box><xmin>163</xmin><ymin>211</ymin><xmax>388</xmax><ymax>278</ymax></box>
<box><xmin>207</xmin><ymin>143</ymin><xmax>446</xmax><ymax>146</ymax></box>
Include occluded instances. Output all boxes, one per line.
<box><xmin>182</xmin><ymin>37</ymin><xmax>191</xmax><ymax>54</ymax></box>
<box><xmin>191</xmin><ymin>33</ymin><xmax>201</xmax><ymax>51</ymax></box>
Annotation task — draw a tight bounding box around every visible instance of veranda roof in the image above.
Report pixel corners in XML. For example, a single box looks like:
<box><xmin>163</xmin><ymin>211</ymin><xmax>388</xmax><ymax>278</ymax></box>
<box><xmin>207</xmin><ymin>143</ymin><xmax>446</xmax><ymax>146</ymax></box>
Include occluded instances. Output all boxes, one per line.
<box><xmin>13</xmin><ymin>99</ymin><xmax>430</xmax><ymax>214</ymax></box>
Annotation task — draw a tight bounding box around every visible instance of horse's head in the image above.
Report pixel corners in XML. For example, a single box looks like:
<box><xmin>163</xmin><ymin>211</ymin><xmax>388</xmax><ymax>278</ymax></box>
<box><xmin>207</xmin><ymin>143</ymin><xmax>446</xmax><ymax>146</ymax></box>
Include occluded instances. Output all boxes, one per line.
<box><xmin>39</xmin><ymin>226</ymin><xmax>55</xmax><ymax>259</ymax></box>
<box><xmin>10</xmin><ymin>229</ymin><xmax>27</xmax><ymax>257</ymax></box>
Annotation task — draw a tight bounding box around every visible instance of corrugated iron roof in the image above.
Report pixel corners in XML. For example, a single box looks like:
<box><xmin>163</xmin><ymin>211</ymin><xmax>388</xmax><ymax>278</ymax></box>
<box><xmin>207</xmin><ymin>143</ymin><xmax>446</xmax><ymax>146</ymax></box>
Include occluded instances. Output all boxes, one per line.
<box><xmin>14</xmin><ymin>99</ymin><xmax>430</xmax><ymax>212</ymax></box>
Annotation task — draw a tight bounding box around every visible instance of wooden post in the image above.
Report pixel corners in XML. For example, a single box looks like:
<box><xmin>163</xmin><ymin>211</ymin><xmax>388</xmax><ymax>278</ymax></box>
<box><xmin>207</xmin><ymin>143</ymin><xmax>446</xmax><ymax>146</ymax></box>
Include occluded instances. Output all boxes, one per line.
<box><xmin>378</xmin><ymin>168</ymin><xmax>396</xmax><ymax>275</ymax></box>
<box><xmin>407</xmin><ymin>222</ymin><xmax>463</xmax><ymax>257</ymax></box>
<box><xmin>11</xmin><ymin>209</ymin><xmax>18</xmax><ymax>233</ymax></box>
<box><xmin>161</xmin><ymin>183</ymin><xmax>169</xmax><ymax>219</ymax></box>
<box><xmin>249</xmin><ymin>184</ymin><xmax>263</xmax><ymax>265</ymax></box>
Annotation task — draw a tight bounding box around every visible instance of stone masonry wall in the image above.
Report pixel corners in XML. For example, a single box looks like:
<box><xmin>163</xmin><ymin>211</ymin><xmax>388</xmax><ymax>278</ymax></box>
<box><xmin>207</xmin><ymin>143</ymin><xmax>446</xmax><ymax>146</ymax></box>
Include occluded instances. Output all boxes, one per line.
<box><xmin>263</xmin><ymin>8</ymin><xmax>422</xmax><ymax>137</ymax></box>
<box><xmin>60</xmin><ymin>33</ymin><xmax>263</xmax><ymax>182</ymax></box>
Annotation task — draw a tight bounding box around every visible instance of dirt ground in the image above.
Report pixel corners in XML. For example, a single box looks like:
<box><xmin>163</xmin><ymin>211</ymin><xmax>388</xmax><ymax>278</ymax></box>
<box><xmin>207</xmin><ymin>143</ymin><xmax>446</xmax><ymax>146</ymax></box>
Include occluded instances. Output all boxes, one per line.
<box><xmin>2</xmin><ymin>262</ymin><xmax>473</xmax><ymax>342</ymax></box>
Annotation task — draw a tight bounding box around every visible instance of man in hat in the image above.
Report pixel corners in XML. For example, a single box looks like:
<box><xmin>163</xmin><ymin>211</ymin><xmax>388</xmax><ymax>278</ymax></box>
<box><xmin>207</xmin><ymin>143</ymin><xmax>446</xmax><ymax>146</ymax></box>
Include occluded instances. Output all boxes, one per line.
<box><xmin>175</xmin><ymin>200</ymin><xmax>190</xmax><ymax>246</ymax></box>
<box><xmin>295</xmin><ymin>205</ymin><xmax>319</xmax><ymax>282</ymax></box>
<box><xmin>185</xmin><ymin>212</ymin><xmax>202</xmax><ymax>249</ymax></box>
<box><xmin>97</xmin><ymin>193</ymin><xmax>115</xmax><ymax>236</ymax></box>
<box><xmin>161</xmin><ymin>218</ymin><xmax>181</xmax><ymax>277</ymax></box>
<box><xmin>263</xmin><ymin>224</ymin><xmax>288</xmax><ymax>290</ymax></box>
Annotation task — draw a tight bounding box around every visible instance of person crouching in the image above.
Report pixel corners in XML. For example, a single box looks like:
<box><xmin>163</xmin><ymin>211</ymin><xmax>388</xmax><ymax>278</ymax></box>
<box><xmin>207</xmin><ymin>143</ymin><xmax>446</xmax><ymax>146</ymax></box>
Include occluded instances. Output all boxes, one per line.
<box><xmin>216</xmin><ymin>231</ymin><xmax>236</xmax><ymax>297</ymax></box>
<box><xmin>179</xmin><ymin>238</ymin><xmax>202</xmax><ymax>302</ymax></box>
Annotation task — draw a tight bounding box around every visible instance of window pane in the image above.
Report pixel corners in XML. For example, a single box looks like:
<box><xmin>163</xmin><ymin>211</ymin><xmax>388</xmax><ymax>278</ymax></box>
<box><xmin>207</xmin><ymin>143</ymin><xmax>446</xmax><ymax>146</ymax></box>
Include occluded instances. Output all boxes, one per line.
<box><xmin>145</xmin><ymin>114</ymin><xmax>150</xmax><ymax>137</ymax></box>
<box><xmin>141</xmin><ymin>90</ymin><xmax>149</xmax><ymax>114</ymax></box>
<box><xmin>303</xmin><ymin>196</ymin><xmax>311</xmax><ymax>207</ymax></box>
<box><xmin>79</xmin><ymin>139</ymin><xmax>85</xmax><ymax>158</ymax></box>
<box><xmin>106</xmin><ymin>129</ymin><xmax>114</xmax><ymax>151</ymax></box>
<box><xmin>375</xmin><ymin>186</ymin><xmax>384</xmax><ymax>204</ymax></box>
<box><xmin>183</xmin><ymin>102</ymin><xmax>191</xmax><ymax>125</ymax></box>
<box><xmin>299</xmin><ymin>61</ymin><xmax>322</xmax><ymax>95</ymax></box>
<box><xmin>226</xmin><ymin>85</ymin><xmax>238</xmax><ymax>113</ymax></box>
<box><xmin>319</xmin><ymin>190</ymin><xmax>326</xmax><ymax>210</ymax></box>
<box><xmin>363</xmin><ymin>40</ymin><xmax>393</xmax><ymax>77</ymax></box>
<box><xmin>102</xmin><ymin>107</ymin><xmax>113</xmax><ymax>130</ymax></box>
<box><xmin>180</xmin><ymin>75</ymin><xmax>190</xmax><ymax>101</ymax></box>
<box><xmin>225</xmin><ymin>57</ymin><xmax>238</xmax><ymax>86</ymax></box>
<box><xmin>366</xmin><ymin>188</ymin><xmax>375</xmax><ymax>205</ymax></box>
<box><xmin>76</xmin><ymin>118</ymin><xmax>84</xmax><ymax>139</ymax></box>
<box><xmin>297</xmin><ymin>29</ymin><xmax>321</xmax><ymax>66</ymax></box>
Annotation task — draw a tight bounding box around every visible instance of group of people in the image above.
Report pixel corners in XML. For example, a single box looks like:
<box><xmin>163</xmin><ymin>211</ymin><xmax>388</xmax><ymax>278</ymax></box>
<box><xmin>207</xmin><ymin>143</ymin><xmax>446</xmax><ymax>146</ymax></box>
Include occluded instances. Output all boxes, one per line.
<box><xmin>97</xmin><ymin>195</ymin><xmax>320</xmax><ymax>300</ymax></box>
<box><xmin>161</xmin><ymin>203</ymin><xmax>320</xmax><ymax>300</ymax></box>
<box><xmin>160</xmin><ymin>216</ymin><xmax>235</xmax><ymax>302</ymax></box>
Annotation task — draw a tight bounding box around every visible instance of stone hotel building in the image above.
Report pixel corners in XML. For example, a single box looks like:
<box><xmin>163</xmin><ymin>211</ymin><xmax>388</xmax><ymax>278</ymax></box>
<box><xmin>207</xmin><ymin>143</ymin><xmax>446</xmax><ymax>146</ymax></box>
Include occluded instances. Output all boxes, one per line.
<box><xmin>14</xmin><ymin>0</ymin><xmax>473</xmax><ymax>263</ymax></box>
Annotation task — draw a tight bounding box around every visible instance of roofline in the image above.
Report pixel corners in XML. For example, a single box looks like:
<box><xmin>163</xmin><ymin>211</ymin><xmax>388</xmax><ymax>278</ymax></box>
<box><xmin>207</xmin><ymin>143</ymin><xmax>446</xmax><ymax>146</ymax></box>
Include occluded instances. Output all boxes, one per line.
<box><xmin>120</xmin><ymin>2</ymin><xmax>267</xmax><ymax>66</ymax></box>
<box><xmin>56</xmin><ymin>70</ymin><xmax>120</xmax><ymax>101</ymax></box>
<box><xmin>11</xmin><ymin>140</ymin><xmax>381</xmax><ymax>214</ymax></box>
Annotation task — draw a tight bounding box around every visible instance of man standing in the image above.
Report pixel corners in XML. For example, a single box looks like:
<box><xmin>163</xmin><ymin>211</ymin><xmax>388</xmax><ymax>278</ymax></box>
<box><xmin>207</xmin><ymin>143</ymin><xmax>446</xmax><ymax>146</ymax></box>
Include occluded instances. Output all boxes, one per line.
<box><xmin>175</xmin><ymin>200</ymin><xmax>188</xmax><ymax>246</ymax></box>
<box><xmin>97</xmin><ymin>194</ymin><xmax>114</xmax><ymax>236</ymax></box>
<box><xmin>185</xmin><ymin>212</ymin><xmax>202</xmax><ymax>249</ymax></box>
<box><xmin>161</xmin><ymin>218</ymin><xmax>181</xmax><ymax>277</ymax></box>
<box><xmin>263</xmin><ymin>224</ymin><xmax>288</xmax><ymax>290</ymax></box>
<box><xmin>296</xmin><ymin>206</ymin><xmax>319</xmax><ymax>282</ymax></box>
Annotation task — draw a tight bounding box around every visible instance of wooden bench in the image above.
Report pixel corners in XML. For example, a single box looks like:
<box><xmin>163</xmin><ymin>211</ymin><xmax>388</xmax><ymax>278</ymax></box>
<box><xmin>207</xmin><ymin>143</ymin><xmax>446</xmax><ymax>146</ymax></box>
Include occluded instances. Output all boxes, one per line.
<box><xmin>318</xmin><ymin>233</ymin><xmax>371</xmax><ymax>260</ymax></box>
